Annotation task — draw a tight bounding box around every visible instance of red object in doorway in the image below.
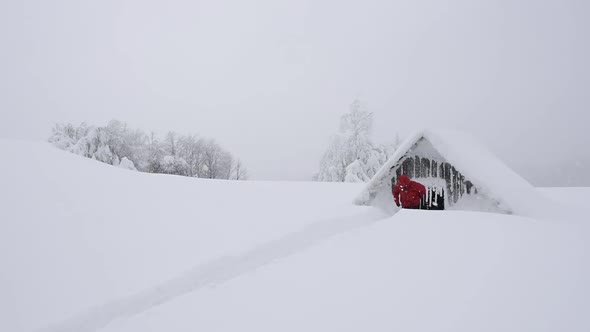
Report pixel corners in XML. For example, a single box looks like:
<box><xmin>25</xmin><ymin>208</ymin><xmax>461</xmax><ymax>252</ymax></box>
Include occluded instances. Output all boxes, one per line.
<box><xmin>393</xmin><ymin>175</ymin><xmax>427</xmax><ymax>208</ymax></box>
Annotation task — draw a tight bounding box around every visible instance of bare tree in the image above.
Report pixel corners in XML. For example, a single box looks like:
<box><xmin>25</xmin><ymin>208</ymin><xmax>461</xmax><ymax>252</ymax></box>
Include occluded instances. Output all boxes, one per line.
<box><xmin>201</xmin><ymin>139</ymin><xmax>234</xmax><ymax>179</ymax></box>
<box><xmin>163</xmin><ymin>131</ymin><xmax>177</xmax><ymax>156</ymax></box>
<box><xmin>146</xmin><ymin>131</ymin><xmax>165</xmax><ymax>173</ymax></box>
<box><xmin>232</xmin><ymin>159</ymin><xmax>249</xmax><ymax>180</ymax></box>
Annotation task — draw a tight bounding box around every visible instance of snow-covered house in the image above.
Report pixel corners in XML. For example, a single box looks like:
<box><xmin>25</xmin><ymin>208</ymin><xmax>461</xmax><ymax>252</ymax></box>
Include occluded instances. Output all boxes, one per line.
<box><xmin>354</xmin><ymin>130</ymin><xmax>551</xmax><ymax>217</ymax></box>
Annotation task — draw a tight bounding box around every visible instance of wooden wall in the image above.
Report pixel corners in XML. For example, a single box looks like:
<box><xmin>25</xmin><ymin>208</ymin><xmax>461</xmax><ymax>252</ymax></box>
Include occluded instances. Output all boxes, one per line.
<box><xmin>391</xmin><ymin>156</ymin><xmax>475</xmax><ymax>205</ymax></box>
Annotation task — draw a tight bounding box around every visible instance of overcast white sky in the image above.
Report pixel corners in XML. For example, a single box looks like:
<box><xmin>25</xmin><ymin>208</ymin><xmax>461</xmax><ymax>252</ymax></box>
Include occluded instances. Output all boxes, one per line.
<box><xmin>1</xmin><ymin>0</ymin><xmax>589</xmax><ymax>184</ymax></box>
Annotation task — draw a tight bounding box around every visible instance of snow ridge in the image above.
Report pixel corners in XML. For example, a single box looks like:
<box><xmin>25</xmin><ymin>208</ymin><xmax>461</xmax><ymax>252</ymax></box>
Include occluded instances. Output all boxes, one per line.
<box><xmin>34</xmin><ymin>210</ymin><xmax>386</xmax><ymax>332</ymax></box>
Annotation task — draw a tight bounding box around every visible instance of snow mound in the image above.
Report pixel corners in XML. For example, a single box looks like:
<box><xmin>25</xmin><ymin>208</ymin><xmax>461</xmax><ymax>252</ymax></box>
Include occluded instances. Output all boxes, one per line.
<box><xmin>116</xmin><ymin>157</ymin><xmax>137</xmax><ymax>171</ymax></box>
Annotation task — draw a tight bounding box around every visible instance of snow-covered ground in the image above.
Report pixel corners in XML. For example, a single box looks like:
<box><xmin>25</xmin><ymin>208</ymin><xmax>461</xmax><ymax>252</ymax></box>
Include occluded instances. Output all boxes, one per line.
<box><xmin>1</xmin><ymin>140</ymin><xmax>589</xmax><ymax>332</ymax></box>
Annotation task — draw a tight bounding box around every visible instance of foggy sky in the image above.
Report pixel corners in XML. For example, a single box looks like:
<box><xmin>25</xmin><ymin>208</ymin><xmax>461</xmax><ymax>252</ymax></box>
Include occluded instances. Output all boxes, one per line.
<box><xmin>1</xmin><ymin>0</ymin><xmax>589</xmax><ymax>184</ymax></box>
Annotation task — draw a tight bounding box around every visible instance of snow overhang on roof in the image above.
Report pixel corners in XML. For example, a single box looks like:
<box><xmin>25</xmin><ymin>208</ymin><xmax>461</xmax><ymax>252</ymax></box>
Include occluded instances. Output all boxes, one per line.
<box><xmin>354</xmin><ymin>129</ymin><xmax>553</xmax><ymax>218</ymax></box>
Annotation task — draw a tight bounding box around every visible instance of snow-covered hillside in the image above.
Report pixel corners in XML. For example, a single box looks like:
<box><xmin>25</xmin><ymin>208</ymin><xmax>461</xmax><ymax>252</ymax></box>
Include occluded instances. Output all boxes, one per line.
<box><xmin>1</xmin><ymin>140</ymin><xmax>589</xmax><ymax>332</ymax></box>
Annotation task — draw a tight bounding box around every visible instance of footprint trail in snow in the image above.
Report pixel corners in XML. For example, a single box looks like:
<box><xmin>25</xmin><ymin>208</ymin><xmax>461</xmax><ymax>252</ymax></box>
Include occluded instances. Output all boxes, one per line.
<box><xmin>35</xmin><ymin>209</ymin><xmax>387</xmax><ymax>332</ymax></box>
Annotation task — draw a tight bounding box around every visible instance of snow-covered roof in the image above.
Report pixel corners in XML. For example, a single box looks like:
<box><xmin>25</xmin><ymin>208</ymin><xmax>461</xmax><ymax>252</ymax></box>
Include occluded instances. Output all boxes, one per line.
<box><xmin>354</xmin><ymin>130</ymin><xmax>553</xmax><ymax>218</ymax></box>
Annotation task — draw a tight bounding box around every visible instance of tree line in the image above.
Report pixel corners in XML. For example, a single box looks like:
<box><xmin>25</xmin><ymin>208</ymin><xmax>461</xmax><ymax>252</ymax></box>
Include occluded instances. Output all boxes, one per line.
<box><xmin>48</xmin><ymin>120</ymin><xmax>248</xmax><ymax>180</ymax></box>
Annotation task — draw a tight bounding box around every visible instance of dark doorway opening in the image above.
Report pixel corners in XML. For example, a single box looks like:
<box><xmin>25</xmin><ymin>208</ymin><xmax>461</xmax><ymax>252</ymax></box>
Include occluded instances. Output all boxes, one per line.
<box><xmin>420</xmin><ymin>188</ymin><xmax>445</xmax><ymax>210</ymax></box>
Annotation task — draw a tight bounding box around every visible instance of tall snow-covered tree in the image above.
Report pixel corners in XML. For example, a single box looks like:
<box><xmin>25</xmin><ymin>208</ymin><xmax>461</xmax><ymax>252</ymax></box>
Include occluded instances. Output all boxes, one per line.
<box><xmin>103</xmin><ymin>120</ymin><xmax>146</xmax><ymax>169</ymax></box>
<box><xmin>315</xmin><ymin>135</ymin><xmax>347</xmax><ymax>182</ymax></box>
<box><xmin>315</xmin><ymin>100</ymin><xmax>399</xmax><ymax>182</ymax></box>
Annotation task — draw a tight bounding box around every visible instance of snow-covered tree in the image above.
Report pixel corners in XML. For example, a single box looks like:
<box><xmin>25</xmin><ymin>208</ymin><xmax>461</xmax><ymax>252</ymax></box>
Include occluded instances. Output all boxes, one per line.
<box><xmin>163</xmin><ymin>131</ymin><xmax>177</xmax><ymax>156</ymax></box>
<box><xmin>315</xmin><ymin>135</ymin><xmax>347</xmax><ymax>182</ymax></box>
<box><xmin>177</xmin><ymin>135</ymin><xmax>206</xmax><ymax>177</ymax></box>
<box><xmin>49</xmin><ymin>121</ymin><xmax>143</xmax><ymax>171</ymax></box>
<box><xmin>201</xmin><ymin>139</ymin><xmax>233</xmax><ymax>179</ymax></box>
<box><xmin>344</xmin><ymin>160</ymin><xmax>371</xmax><ymax>182</ymax></box>
<box><xmin>160</xmin><ymin>155</ymin><xmax>190</xmax><ymax>176</ymax></box>
<box><xmin>103</xmin><ymin>120</ymin><xmax>146</xmax><ymax>169</ymax></box>
<box><xmin>48</xmin><ymin>123</ymin><xmax>77</xmax><ymax>150</ymax></box>
<box><xmin>117</xmin><ymin>157</ymin><xmax>137</xmax><ymax>171</ymax></box>
<box><xmin>145</xmin><ymin>132</ymin><xmax>165</xmax><ymax>173</ymax></box>
<box><xmin>93</xmin><ymin>144</ymin><xmax>118</xmax><ymax>165</ymax></box>
<box><xmin>315</xmin><ymin>100</ymin><xmax>399</xmax><ymax>182</ymax></box>
<box><xmin>231</xmin><ymin>159</ymin><xmax>249</xmax><ymax>180</ymax></box>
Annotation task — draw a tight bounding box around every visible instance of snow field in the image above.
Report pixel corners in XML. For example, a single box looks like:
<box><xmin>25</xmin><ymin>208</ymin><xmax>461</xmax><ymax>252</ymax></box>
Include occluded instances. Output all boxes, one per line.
<box><xmin>102</xmin><ymin>210</ymin><xmax>590</xmax><ymax>332</ymax></box>
<box><xmin>1</xmin><ymin>139</ymin><xmax>589</xmax><ymax>332</ymax></box>
<box><xmin>0</xmin><ymin>140</ymin><xmax>367</xmax><ymax>332</ymax></box>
